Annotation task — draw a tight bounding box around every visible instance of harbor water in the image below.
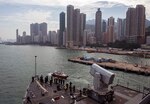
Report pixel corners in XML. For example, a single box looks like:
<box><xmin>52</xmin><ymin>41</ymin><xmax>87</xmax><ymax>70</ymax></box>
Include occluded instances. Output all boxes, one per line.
<box><xmin>0</xmin><ymin>44</ymin><xmax>149</xmax><ymax>104</ymax></box>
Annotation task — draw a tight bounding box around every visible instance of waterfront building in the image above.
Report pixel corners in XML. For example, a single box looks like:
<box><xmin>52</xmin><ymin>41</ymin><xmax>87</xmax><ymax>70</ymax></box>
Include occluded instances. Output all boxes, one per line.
<box><xmin>30</xmin><ymin>22</ymin><xmax>47</xmax><ymax>43</ymax></box>
<box><xmin>59</xmin><ymin>12</ymin><xmax>65</xmax><ymax>47</ymax></box>
<box><xmin>146</xmin><ymin>36</ymin><xmax>150</xmax><ymax>45</ymax></box>
<box><xmin>67</xmin><ymin>5</ymin><xmax>74</xmax><ymax>48</ymax></box>
<box><xmin>102</xmin><ymin>20</ymin><xmax>107</xmax><ymax>33</ymax></box>
<box><xmin>126</xmin><ymin>5</ymin><xmax>145</xmax><ymax>44</ymax></box>
<box><xmin>49</xmin><ymin>31</ymin><xmax>58</xmax><ymax>45</ymax></box>
<box><xmin>102</xmin><ymin>32</ymin><xmax>108</xmax><ymax>44</ymax></box>
<box><xmin>122</xmin><ymin>19</ymin><xmax>126</xmax><ymax>40</ymax></box>
<box><xmin>40</xmin><ymin>22</ymin><xmax>47</xmax><ymax>36</ymax></box>
<box><xmin>63</xmin><ymin>30</ymin><xmax>66</xmax><ymax>46</ymax></box>
<box><xmin>79</xmin><ymin>13</ymin><xmax>86</xmax><ymax>46</ymax></box>
<box><xmin>95</xmin><ymin>8</ymin><xmax>102</xmax><ymax>44</ymax></box>
<box><xmin>16</xmin><ymin>29</ymin><xmax>22</xmax><ymax>43</ymax></box>
<box><xmin>117</xmin><ymin>18</ymin><xmax>124</xmax><ymax>41</ymax></box>
<box><xmin>66</xmin><ymin>5</ymin><xmax>86</xmax><ymax>47</ymax></box>
<box><xmin>16</xmin><ymin>29</ymin><xmax>19</xmax><ymax>43</ymax></box>
<box><xmin>22</xmin><ymin>31</ymin><xmax>26</xmax><ymax>44</ymax></box>
<box><xmin>40</xmin><ymin>22</ymin><xmax>47</xmax><ymax>43</ymax></box>
<box><xmin>73</xmin><ymin>9</ymin><xmax>80</xmax><ymax>46</ymax></box>
<box><xmin>107</xmin><ymin>16</ymin><xmax>115</xmax><ymax>43</ymax></box>
<box><xmin>30</xmin><ymin>23</ymin><xmax>40</xmax><ymax>43</ymax></box>
<box><xmin>83</xmin><ymin>30</ymin><xmax>88</xmax><ymax>47</ymax></box>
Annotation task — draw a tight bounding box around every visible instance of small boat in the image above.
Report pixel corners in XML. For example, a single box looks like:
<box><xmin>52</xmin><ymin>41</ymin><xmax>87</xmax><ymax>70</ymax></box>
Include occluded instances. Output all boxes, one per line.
<box><xmin>51</xmin><ymin>71</ymin><xmax>68</xmax><ymax>79</ymax></box>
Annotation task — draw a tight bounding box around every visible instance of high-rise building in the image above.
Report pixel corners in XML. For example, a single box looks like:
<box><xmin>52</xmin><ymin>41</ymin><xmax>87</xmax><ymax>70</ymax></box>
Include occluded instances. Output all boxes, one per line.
<box><xmin>79</xmin><ymin>13</ymin><xmax>86</xmax><ymax>46</ymax></box>
<box><xmin>40</xmin><ymin>22</ymin><xmax>47</xmax><ymax>43</ymax></box>
<box><xmin>59</xmin><ymin>12</ymin><xmax>65</xmax><ymax>46</ymax></box>
<box><xmin>40</xmin><ymin>22</ymin><xmax>47</xmax><ymax>36</ymax></box>
<box><xmin>107</xmin><ymin>16</ymin><xmax>115</xmax><ymax>43</ymax></box>
<box><xmin>102</xmin><ymin>20</ymin><xmax>106</xmax><ymax>33</ymax></box>
<box><xmin>30</xmin><ymin>22</ymin><xmax>47</xmax><ymax>43</ymax></box>
<box><xmin>126</xmin><ymin>5</ymin><xmax>145</xmax><ymax>44</ymax></box>
<box><xmin>117</xmin><ymin>18</ymin><xmax>124</xmax><ymax>41</ymax></box>
<box><xmin>126</xmin><ymin>8</ymin><xmax>136</xmax><ymax>43</ymax></box>
<box><xmin>67</xmin><ymin>5</ymin><xmax>74</xmax><ymax>47</ymax></box>
<box><xmin>122</xmin><ymin>19</ymin><xmax>126</xmax><ymax>40</ymax></box>
<box><xmin>95</xmin><ymin>8</ymin><xmax>102</xmax><ymax>44</ymax></box>
<box><xmin>135</xmin><ymin>5</ymin><xmax>145</xmax><ymax>44</ymax></box>
<box><xmin>16</xmin><ymin>29</ymin><xmax>19</xmax><ymax>43</ymax></box>
<box><xmin>73</xmin><ymin>9</ymin><xmax>80</xmax><ymax>46</ymax></box>
<box><xmin>66</xmin><ymin>5</ymin><xmax>86</xmax><ymax>47</ymax></box>
<box><xmin>30</xmin><ymin>23</ymin><xmax>40</xmax><ymax>42</ymax></box>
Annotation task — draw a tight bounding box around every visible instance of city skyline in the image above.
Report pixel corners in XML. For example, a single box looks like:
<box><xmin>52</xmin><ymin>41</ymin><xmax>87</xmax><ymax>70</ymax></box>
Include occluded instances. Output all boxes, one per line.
<box><xmin>0</xmin><ymin>0</ymin><xmax>150</xmax><ymax>40</ymax></box>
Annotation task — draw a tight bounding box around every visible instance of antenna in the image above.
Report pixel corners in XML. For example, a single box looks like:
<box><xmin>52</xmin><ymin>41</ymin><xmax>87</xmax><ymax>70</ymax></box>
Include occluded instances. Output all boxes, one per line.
<box><xmin>35</xmin><ymin>56</ymin><xmax>37</xmax><ymax>77</ymax></box>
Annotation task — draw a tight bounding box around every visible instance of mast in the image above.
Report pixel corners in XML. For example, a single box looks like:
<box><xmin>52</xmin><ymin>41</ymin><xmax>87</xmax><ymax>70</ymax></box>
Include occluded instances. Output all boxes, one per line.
<box><xmin>35</xmin><ymin>56</ymin><xmax>37</xmax><ymax>77</ymax></box>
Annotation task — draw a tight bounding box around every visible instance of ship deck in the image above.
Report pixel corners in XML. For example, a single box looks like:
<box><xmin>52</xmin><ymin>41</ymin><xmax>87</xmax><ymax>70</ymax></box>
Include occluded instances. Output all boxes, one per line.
<box><xmin>23</xmin><ymin>79</ymin><xmax>143</xmax><ymax>104</ymax></box>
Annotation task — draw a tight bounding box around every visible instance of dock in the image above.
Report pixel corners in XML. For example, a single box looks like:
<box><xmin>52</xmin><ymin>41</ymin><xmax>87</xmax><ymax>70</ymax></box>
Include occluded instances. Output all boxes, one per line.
<box><xmin>68</xmin><ymin>57</ymin><xmax>150</xmax><ymax>76</ymax></box>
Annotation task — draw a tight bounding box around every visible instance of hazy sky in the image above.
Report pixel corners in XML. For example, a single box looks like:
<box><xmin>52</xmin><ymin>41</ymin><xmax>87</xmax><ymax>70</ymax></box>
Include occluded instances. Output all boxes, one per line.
<box><xmin>0</xmin><ymin>0</ymin><xmax>150</xmax><ymax>40</ymax></box>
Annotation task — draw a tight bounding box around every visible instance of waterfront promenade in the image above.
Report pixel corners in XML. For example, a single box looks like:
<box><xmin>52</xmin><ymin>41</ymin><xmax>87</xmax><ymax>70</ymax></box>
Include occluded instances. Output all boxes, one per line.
<box><xmin>68</xmin><ymin>57</ymin><xmax>150</xmax><ymax>75</ymax></box>
<box><xmin>68</xmin><ymin>47</ymin><xmax>150</xmax><ymax>58</ymax></box>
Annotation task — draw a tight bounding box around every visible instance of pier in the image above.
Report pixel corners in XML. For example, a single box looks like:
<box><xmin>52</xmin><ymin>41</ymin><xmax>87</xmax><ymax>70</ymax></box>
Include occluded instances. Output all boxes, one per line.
<box><xmin>68</xmin><ymin>57</ymin><xmax>150</xmax><ymax>76</ymax></box>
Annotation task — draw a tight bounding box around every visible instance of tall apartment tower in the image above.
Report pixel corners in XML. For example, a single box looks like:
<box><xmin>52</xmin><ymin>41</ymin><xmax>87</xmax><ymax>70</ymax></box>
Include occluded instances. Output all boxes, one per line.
<box><xmin>59</xmin><ymin>12</ymin><xmax>65</xmax><ymax>46</ymax></box>
<box><xmin>117</xmin><ymin>18</ymin><xmax>124</xmax><ymax>41</ymax></box>
<box><xmin>30</xmin><ymin>23</ymin><xmax>40</xmax><ymax>42</ymax></box>
<box><xmin>40</xmin><ymin>22</ymin><xmax>47</xmax><ymax>36</ymax></box>
<box><xmin>67</xmin><ymin>5</ymin><xmax>74</xmax><ymax>48</ymax></box>
<box><xmin>107</xmin><ymin>16</ymin><xmax>115</xmax><ymax>43</ymax></box>
<box><xmin>126</xmin><ymin>8</ymin><xmax>136</xmax><ymax>43</ymax></box>
<box><xmin>126</xmin><ymin>5</ymin><xmax>145</xmax><ymax>44</ymax></box>
<box><xmin>102</xmin><ymin>20</ymin><xmax>107</xmax><ymax>33</ymax></box>
<box><xmin>79</xmin><ymin>13</ymin><xmax>86</xmax><ymax>46</ymax></box>
<box><xmin>135</xmin><ymin>5</ymin><xmax>145</xmax><ymax>44</ymax></box>
<box><xmin>95</xmin><ymin>8</ymin><xmax>102</xmax><ymax>44</ymax></box>
<box><xmin>73</xmin><ymin>9</ymin><xmax>80</xmax><ymax>46</ymax></box>
<box><xmin>16</xmin><ymin>29</ymin><xmax>19</xmax><ymax>43</ymax></box>
<box><xmin>40</xmin><ymin>22</ymin><xmax>47</xmax><ymax>43</ymax></box>
<box><xmin>122</xmin><ymin>19</ymin><xmax>126</xmax><ymax>40</ymax></box>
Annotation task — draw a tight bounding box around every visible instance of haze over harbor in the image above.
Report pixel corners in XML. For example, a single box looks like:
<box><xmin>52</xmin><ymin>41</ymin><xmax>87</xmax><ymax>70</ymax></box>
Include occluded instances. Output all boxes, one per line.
<box><xmin>1</xmin><ymin>0</ymin><xmax>150</xmax><ymax>40</ymax></box>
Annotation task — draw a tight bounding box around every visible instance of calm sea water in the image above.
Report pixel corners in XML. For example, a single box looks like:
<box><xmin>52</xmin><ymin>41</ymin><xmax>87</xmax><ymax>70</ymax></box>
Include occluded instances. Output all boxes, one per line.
<box><xmin>0</xmin><ymin>44</ymin><xmax>149</xmax><ymax>104</ymax></box>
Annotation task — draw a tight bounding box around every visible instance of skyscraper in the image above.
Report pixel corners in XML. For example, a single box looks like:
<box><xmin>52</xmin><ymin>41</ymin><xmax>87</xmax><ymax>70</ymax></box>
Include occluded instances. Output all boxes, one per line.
<box><xmin>102</xmin><ymin>20</ymin><xmax>106</xmax><ymax>33</ymax></box>
<box><xmin>117</xmin><ymin>18</ymin><xmax>124</xmax><ymax>41</ymax></box>
<box><xmin>40</xmin><ymin>22</ymin><xmax>47</xmax><ymax>36</ymax></box>
<box><xmin>59</xmin><ymin>12</ymin><xmax>65</xmax><ymax>46</ymax></box>
<box><xmin>107</xmin><ymin>16</ymin><xmax>115</xmax><ymax>43</ymax></box>
<box><xmin>16</xmin><ymin>29</ymin><xmax>19</xmax><ymax>43</ymax></box>
<box><xmin>126</xmin><ymin>5</ymin><xmax>145</xmax><ymax>44</ymax></box>
<box><xmin>73</xmin><ymin>9</ymin><xmax>80</xmax><ymax>46</ymax></box>
<box><xmin>126</xmin><ymin>8</ymin><xmax>136</xmax><ymax>43</ymax></box>
<box><xmin>79</xmin><ymin>13</ymin><xmax>86</xmax><ymax>46</ymax></box>
<box><xmin>67</xmin><ymin>5</ymin><xmax>74</xmax><ymax>47</ymax></box>
<box><xmin>135</xmin><ymin>5</ymin><xmax>145</xmax><ymax>44</ymax></box>
<box><xmin>30</xmin><ymin>22</ymin><xmax>47</xmax><ymax>43</ymax></box>
<box><xmin>30</xmin><ymin>23</ymin><xmax>40</xmax><ymax>42</ymax></box>
<box><xmin>95</xmin><ymin>8</ymin><xmax>102</xmax><ymax>44</ymax></box>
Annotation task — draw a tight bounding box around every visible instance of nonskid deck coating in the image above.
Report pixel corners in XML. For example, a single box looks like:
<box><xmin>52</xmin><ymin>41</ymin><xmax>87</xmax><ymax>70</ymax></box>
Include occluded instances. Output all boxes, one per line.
<box><xmin>23</xmin><ymin>79</ymin><xmax>143</xmax><ymax>104</ymax></box>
